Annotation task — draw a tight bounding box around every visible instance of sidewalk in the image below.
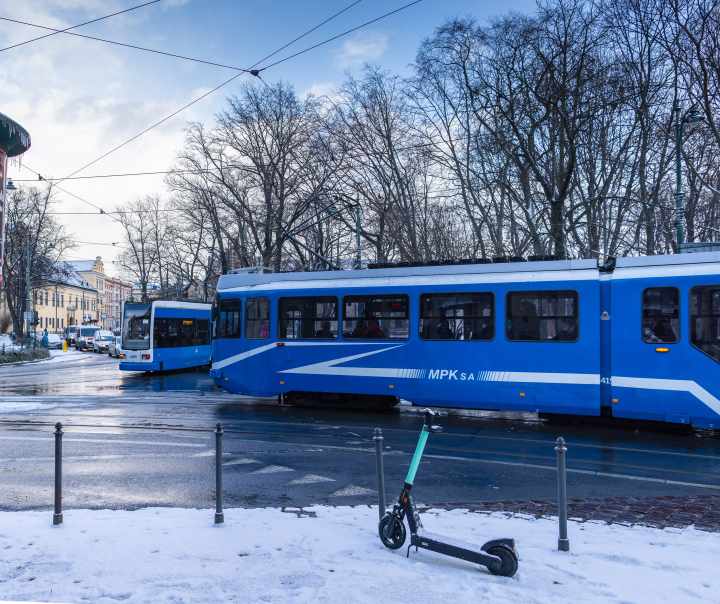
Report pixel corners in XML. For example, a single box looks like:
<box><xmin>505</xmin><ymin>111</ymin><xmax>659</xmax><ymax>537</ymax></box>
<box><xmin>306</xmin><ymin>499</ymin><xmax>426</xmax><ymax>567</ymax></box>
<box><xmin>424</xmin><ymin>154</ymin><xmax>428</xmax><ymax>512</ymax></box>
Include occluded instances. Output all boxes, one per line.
<box><xmin>427</xmin><ymin>494</ymin><xmax>720</xmax><ymax>531</ymax></box>
<box><xmin>0</xmin><ymin>504</ymin><xmax>718</xmax><ymax>603</ymax></box>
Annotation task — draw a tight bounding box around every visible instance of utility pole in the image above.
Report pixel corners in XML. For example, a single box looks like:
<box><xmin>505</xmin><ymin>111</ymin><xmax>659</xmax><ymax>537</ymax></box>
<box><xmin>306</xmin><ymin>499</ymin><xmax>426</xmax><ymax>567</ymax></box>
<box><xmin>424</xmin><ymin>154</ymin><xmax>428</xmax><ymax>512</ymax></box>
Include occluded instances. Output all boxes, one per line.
<box><xmin>355</xmin><ymin>195</ymin><xmax>362</xmax><ymax>270</ymax></box>
<box><xmin>25</xmin><ymin>231</ymin><xmax>31</xmax><ymax>345</ymax></box>
<box><xmin>675</xmin><ymin>100</ymin><xmax>684</xmax><ymax>247</ymax></box>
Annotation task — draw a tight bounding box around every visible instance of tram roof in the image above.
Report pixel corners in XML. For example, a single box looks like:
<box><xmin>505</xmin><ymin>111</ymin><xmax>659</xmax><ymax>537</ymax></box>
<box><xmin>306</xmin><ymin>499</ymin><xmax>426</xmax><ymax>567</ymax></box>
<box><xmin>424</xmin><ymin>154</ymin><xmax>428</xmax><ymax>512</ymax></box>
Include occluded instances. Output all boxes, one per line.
<box><xmin>217</xmin><ymin>257</ymin><xmax>598</xmax><ymax>291</ymax></box>
<box><xmin>217</xmin><ymin>251</ymin><xmax>720</xmax><ymax>292</ymax></box>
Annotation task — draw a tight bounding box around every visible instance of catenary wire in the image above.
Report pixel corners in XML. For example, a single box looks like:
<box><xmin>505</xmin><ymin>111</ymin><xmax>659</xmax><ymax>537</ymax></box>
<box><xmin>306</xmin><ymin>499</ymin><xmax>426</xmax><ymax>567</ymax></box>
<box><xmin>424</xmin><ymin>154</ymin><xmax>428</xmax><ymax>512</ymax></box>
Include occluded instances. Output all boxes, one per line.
<box><xmin>256</xmin><ymin>0</ymin><xmax>423</xmax><ymax>71</ymax></box>
<box><xmin>0</xmin><ymin>14</ymin><xmax>252</xmax><ymax>73</ymax></box>
<box><xmin>19</xmin><ymin>0</ymin><xmax>422</xmax><ymax>222</ymax></box>
<box><xmin>52</xmin><ymin>0</ymin><xmax>423</xmax><ymax>188</ymax></box>
<box><xmin>0</xmin><ymin>0</ymin><xmax>161</xmax><ymax>53</ymax></box>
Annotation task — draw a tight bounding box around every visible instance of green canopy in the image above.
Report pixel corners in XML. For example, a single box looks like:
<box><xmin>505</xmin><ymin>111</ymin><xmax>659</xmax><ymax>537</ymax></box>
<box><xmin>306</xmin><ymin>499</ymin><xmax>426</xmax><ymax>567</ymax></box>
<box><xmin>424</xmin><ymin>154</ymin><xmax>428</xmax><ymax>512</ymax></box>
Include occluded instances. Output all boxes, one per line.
<box><xmin>0</xmin><ymin>111</ymin><xmax>31</xmax><ymax>157</ymax></box>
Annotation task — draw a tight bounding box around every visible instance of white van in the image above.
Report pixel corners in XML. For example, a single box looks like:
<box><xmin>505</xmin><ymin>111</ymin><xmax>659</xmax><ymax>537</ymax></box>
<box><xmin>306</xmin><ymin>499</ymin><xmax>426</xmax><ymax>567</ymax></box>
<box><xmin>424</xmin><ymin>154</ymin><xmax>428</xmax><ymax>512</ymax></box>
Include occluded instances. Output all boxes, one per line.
<box><xmin>75</xmin><ymin>326</ymin><xmax>100</xmax><ymax>351</ymax></box>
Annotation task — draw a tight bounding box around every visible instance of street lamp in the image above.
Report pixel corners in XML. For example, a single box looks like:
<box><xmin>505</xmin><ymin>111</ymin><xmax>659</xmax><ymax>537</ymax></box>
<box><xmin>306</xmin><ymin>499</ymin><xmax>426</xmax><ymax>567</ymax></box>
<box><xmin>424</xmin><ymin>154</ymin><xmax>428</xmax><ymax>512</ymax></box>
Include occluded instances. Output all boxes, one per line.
<box><xmin>675</xmin><ymin>100</ymin><xmax>706</xmax><ymax>247</ymax></box>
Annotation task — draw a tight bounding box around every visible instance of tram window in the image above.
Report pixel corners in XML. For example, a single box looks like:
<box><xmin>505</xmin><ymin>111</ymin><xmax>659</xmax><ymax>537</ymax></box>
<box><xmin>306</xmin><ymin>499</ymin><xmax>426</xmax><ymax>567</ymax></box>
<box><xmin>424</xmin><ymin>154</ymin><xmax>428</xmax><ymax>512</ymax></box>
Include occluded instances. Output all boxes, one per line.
<box><xmin>642</xmin><ymin>287</ymin><xmax>679</xmax><ymax>344</ymax></box>
<box><xmin>167</xmin><ymin>318</ymin><xmax>180</xmax><ymax>348</ymax></box>
<box><xmin>506</xmin><ymin>291</ymin><xmax>579</xmax><ymax>342</ymax></box>
<box><xmin>181</xmin><ymin>320</ymin><xmax>195</xmax><ymax>346</ymax></box>
<box><xmin>342</xmin><ymin>295</ymin><xmax>410</xmax><ymax>340</ymax></box>
<box><xmin>245</xmin><ymin>298</ymin><xmax>271</xmax><ymax>339</ymax></box>
<box><xmin>217</xmin><ymin>298</ymin><xmax>242</xmax><ymax>339</ymax></box>
<box><xmin>419</xmin><ymin>292</ymin><xmax>494</xmax><ymax>341</ymax></box>
<box><xmin>153</xmin><ymin>318</ymin><xmax>168</xmax><ymax>349</ymax></box>
<box><xmin>196</xmin><ymin>319</ymin><xmax>210</xmax><ymax>346</ymax></box>
<box><xmin>690</xmin><ymin>286</ymin><xmax>720</xmax><ymax>363</ymax></box>
<box><xmin>278</xmin><ymin>297</ymin><xmax>338</xmax><ymax>340</ymax></box>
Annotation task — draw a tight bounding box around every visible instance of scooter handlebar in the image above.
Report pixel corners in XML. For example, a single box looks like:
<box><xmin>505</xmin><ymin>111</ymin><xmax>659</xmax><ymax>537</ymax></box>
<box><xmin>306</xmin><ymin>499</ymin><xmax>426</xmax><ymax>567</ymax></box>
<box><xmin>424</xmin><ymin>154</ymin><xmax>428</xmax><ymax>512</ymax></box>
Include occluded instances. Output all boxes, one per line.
<box><xmin>411</xmin><ymin>408</ymin><xmax>448</xmax><ymax>426</ymax></box>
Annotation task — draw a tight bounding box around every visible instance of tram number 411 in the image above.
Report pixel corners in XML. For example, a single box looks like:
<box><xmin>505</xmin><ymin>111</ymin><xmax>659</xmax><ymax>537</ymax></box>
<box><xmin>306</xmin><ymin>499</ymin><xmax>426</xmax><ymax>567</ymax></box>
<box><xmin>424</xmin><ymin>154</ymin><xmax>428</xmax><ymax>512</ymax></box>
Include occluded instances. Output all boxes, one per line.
<box><xmin>600</xmin><ymin>377</ymin><xmax>612</xmax><ymax>385</ymax></box>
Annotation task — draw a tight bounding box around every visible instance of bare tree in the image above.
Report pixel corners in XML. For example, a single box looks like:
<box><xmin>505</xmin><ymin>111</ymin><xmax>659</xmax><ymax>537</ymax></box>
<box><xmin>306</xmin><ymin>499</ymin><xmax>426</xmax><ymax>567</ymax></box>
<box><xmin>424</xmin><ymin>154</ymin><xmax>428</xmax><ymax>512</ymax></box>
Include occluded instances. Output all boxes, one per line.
<box><xmin>2</xmin><ymin>185</ymin><xmax>73</xmax><ymax>339</ymax></box>
<box><xmin>115</xmin><ymin>195</ymin><xmax>168</xmax><ymax>302</ymax></box>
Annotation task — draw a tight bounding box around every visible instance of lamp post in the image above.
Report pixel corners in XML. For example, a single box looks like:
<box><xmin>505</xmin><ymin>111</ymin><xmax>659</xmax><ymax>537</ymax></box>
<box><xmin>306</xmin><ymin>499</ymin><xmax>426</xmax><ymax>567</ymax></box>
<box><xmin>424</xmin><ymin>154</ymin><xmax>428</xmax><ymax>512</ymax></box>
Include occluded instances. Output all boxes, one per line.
<box><xmin>25</xmin><ymin>231</ymin><xmax>31</xmax><ymax>346</ymax></box>
<box><xmin>355</xmin><ymin>195</ymin><xmax>362</xmax><ymax>270</ymax></box>
<box><xmin>674</xmin><ymin>100</ymin><xmax>706</xmax><ymax>247</ymax></box>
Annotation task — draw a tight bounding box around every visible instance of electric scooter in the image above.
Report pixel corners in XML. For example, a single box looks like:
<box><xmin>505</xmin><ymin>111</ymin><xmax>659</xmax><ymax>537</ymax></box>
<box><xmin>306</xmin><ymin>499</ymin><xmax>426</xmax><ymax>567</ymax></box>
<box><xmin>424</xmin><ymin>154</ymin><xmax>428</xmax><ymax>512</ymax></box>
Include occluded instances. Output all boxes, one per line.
<box><xmin>378</xmin><ymin>408</ymin><xmax>519</xmax><ymax>577</ymax></box>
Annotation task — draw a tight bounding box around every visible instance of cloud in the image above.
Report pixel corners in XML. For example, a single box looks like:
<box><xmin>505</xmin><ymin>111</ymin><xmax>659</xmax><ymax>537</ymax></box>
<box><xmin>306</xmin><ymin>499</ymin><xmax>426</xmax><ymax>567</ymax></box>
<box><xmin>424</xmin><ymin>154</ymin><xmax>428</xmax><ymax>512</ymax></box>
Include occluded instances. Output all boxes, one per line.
<box><xmin>334</xmin><ymin>31</ymin><xmax>389</xmax><ymax>69</ymax></box>
<box><xmin>301</xmin><ymin>82</ymin><xmax>336</xmax><ymax>99</ymax></box>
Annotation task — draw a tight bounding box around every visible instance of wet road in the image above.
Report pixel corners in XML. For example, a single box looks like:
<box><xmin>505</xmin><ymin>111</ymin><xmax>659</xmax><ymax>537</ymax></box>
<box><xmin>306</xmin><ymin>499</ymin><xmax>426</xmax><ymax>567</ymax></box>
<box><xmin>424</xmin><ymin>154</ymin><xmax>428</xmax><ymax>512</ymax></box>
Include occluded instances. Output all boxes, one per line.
<box><xmin>2</xmin><ymin>352</ymin><xmax>720</xmax><ymax>511</ymax></box>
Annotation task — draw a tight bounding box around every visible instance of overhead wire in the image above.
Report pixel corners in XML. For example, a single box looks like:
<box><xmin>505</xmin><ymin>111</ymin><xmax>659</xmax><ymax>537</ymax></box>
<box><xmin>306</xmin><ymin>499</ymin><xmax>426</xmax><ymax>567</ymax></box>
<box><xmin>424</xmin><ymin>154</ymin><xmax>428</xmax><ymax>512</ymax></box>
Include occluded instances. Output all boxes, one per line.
<box><xmin>0</xmin><ymin>0</ymin><xmax>161</xmax><ymax>53</ymax></box>
<box><xmin>256</xmin><ymin>0</ymin><xmax>423</xmax><ymax>71</ymax></box>
<box><xmin>0</xmin><ymin>14</ymin><xmax>251</xmax><ymax>73</ymax></box>
<box><xmin>50</xmin><ymin>0</ymin><xmax>423</xmax><ymax>188</ymax></box>
<box><xmin>20</xmin><ymin>164</ymin><xmax>111</xmax><ymax>216</ymax></box>
<box><xmin>17</xmin><ymin>0</ymin><xmax>423</xmax><ymax>226</ymax></box>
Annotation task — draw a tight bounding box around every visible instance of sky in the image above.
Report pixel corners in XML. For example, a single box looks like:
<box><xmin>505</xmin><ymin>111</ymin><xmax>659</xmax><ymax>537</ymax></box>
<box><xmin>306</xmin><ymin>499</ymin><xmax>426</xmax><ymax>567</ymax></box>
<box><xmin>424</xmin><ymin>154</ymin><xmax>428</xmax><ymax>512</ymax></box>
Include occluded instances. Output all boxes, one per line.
<box><xmin>1</xmin><ymin>0</ymin><xmax>537</xmax><ymax>276</ymax></box>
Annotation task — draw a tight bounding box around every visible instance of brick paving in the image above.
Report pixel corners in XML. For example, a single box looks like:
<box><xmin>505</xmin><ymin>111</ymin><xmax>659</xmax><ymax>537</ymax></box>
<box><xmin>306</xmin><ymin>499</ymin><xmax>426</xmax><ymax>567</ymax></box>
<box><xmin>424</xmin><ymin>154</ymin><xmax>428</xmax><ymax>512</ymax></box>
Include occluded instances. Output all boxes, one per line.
<box><xmin>423</xmin><ymin>495</ymin><xmax>720</xmax><ymax>531</ymax></box>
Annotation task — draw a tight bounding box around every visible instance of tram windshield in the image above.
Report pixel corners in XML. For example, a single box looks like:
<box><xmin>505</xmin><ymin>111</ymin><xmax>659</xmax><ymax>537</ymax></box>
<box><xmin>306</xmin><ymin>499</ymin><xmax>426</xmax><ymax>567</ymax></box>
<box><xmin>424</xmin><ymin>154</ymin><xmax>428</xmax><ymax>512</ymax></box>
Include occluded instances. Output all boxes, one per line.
<box><xmin>122</xmin><ymin>304</ymin><xmax>152</xmax><ymax>350</ymax></box>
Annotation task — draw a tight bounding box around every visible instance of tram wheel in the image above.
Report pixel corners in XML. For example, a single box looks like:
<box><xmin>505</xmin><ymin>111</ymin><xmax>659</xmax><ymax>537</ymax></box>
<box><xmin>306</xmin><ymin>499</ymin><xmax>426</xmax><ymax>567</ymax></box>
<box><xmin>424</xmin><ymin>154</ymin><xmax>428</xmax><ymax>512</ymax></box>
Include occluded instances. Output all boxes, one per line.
<box><xmin>378</xmin><ymin>514</ymin><xmax>406</xmax><ymax>550</ymax></box>
<box><xmin>486</xmin><ymin>545</ymin><xmax>518</xmax><ymax>577</ymax></box>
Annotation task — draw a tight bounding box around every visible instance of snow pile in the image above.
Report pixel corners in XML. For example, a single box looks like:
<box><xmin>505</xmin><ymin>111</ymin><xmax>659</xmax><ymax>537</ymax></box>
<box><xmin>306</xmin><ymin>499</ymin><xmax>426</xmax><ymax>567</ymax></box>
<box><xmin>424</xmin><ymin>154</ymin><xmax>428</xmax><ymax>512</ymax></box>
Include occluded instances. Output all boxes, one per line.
<box><xmin>0</xmin><ymin>506</ymin><xmax>717</xmax><ymax>603</ymax></box>
<box><xmin>41</xmin><ymin>349</ymin><xmax>88</xmax><ymax>364</ymax></box>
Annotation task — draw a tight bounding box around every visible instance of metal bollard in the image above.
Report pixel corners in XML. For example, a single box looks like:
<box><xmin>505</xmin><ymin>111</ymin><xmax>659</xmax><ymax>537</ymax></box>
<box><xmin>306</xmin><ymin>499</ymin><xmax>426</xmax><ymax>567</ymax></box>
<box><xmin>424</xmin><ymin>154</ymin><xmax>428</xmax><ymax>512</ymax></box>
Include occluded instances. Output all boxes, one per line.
<box><xmin>555</xmin><ymin>437</ymin><xmax>569</xmax><ymax>551</ymax></box>
<box><xmin>53</xmin><ymin>422</ymin><xmax>63</xmax><ymax>525</ymax></box>
<box><xmin>373</xmin><ymin>428</ymin><xmax>386</xmax><ymax>522</ymax></box>
<box><xmin>214</xmin><ymin>422</ymin><xmax>224</xmax><ymax>524</ymax></box>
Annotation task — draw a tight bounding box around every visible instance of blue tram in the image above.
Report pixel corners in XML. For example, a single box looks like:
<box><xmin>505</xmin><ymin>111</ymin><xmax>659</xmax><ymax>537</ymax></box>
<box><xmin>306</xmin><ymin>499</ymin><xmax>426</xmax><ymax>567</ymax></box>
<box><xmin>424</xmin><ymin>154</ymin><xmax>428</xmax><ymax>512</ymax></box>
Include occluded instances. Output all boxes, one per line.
<box><xmin>210</xmin><ymin>252</ymin><xmax>720</xmax><ymax>428</ymax></box>
<box><xmin>120</xmin><ymin>300</ymin><xmax>212</xmax><ymax>372</ymax></box>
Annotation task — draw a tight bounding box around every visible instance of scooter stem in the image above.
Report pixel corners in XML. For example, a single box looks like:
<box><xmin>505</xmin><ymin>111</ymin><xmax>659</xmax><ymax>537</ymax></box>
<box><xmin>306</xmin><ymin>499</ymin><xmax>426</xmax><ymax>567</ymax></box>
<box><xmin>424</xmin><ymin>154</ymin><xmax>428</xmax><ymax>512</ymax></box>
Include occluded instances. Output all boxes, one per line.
<box><xmin>405</xmin><ymin>427</ymin><xmax>430</xmax><ymax>485</ymax></box>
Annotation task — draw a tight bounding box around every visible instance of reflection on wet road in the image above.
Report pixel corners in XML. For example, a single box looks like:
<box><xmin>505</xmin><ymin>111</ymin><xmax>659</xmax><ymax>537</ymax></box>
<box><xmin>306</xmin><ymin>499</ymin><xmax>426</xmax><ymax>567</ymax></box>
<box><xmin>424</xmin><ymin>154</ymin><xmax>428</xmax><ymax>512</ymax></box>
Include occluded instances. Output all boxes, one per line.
<box><xmin>2</xmin><ymin>352</ymin><xmax>720</xmax><ymax>510</ymax></box>
<box><xmin>0</xmin><ymin>352</ymin><xmax>215</xmax><ymax>396</ymax></box>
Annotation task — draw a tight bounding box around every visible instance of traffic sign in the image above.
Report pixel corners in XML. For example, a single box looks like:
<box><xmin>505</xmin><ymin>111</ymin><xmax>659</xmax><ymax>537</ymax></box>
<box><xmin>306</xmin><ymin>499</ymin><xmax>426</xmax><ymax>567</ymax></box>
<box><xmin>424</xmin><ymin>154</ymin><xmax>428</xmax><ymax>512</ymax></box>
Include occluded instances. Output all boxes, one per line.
<box><xmin>23</xmin><ymin>312</ymin><xmax>33</xmax><ymax>320</ymax></box>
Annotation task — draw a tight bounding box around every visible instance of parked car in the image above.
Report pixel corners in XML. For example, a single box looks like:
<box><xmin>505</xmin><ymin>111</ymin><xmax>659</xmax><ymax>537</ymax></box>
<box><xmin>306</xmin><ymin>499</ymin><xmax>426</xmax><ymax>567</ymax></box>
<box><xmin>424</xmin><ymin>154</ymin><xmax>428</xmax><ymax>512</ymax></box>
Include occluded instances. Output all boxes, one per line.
<box><xmin>43</xmin><ymin>333</ymin><xmax>63</xmax><ymax>349</ymax></box>
<box><xmin>75</xmin><ymin>326</ymin><xmax>100</xmax><ymax>351</ymax></box>
<box><xmin>66</xmin><ymin>325</ymin><xmax>80</xmax><ymax>346</ymax></box>
<box><xmin>108</xmin><ymin>336</ymin><xmax>124</xmax><ymax>358</ymax></box>
<box><xmin>92</xmin><ymin>331</ymin><xmax>114</xmax><ymax>353</ymax></box>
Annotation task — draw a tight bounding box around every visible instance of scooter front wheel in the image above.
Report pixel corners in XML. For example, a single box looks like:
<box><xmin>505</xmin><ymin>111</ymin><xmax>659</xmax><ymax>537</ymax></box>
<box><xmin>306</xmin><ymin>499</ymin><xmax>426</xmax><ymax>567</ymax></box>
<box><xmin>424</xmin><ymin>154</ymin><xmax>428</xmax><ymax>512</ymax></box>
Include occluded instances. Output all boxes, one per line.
<box><xmin>378</xmin><ymin>514</ymin><xmax>406</xmax><ymax>549</ymax></box>
<box><xmin>486</xmin><ymin>545</ymin><xmax>518</xmax><ymax>577</ymax></box>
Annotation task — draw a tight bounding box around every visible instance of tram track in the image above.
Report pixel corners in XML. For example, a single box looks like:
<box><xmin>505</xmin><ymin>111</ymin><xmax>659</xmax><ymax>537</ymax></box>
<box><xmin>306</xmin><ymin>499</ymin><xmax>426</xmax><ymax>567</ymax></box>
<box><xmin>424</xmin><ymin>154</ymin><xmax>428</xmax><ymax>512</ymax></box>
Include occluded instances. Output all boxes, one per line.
<box><xmin>3</xmin><ymin>415</ymin><xmax>720</xmax><ymax>484</ymax></box>
<box><xmin>3</xmin><ymin>404</ymin><xmax>720</xmax><ymax>462</ymax></box>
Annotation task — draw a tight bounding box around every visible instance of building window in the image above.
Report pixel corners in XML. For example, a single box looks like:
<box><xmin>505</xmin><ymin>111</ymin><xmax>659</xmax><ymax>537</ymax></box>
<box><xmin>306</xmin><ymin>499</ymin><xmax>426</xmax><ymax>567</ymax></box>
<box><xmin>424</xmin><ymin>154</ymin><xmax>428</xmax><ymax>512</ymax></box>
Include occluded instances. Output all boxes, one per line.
<box><xmin>52</xmin><ymin>292</ymin><xmax>55</xmax><ymax>307</ymax></box>
<box><xmin>45</xmin><ymin>292</ymin><xmax>48</xmax><ymax>306</ymax></box>
<box><xmin>61</xmin><ymin>294</ymin><xmax>64</xmax><ymax>308</ymax></box>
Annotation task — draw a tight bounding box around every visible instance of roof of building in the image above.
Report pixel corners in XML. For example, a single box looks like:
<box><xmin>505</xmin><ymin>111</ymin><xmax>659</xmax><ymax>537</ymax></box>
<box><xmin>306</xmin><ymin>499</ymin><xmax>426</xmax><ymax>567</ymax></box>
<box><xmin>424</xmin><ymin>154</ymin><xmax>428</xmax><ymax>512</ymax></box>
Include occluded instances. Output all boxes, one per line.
<box><xmin>47</xmin><ymin>262</ymin><xmax>97</xmax><ymax>292</ymax></box>
<box><xmin>67</xmin><ymin>260</ymin><xmax>98</xmax><ymax>273</ymax></box>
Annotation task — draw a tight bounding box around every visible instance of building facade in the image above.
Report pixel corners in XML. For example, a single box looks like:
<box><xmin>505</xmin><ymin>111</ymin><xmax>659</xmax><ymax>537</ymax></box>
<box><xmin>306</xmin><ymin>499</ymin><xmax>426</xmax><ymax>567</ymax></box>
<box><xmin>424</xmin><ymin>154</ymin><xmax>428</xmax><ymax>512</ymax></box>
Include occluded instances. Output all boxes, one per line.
<box><xmin>69</xmin><ymin>256</ymin><xmax>131</xmax><ymax>330</ymax></box>
<box><xmin>33</xmin><ymin>269</ymin><xmax>98</xmax><ymax>333</ymax></box>
<box><xmin>104</xmin><ymin>276</ymin><xmax>132</xmax><ymax>330</ymax></box>
<box><xmin>0</xmin><ymin>255</ymin><xmax>133</xmax><ymax>334</ymax></box>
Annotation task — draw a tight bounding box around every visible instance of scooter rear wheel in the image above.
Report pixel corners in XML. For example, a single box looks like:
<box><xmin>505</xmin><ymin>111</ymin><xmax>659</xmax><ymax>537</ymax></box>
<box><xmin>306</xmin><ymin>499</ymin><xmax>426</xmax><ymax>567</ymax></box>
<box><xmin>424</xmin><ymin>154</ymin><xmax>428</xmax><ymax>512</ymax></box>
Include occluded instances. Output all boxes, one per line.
<box><xmin>378</xmin><ymin>514</ymin><xmax>406</xmax><ymax>549</ymax></box>
<box><xmin>486</xmin><ymin>545</ymin><xmax>518</xmax><ymax>577</ymax></box>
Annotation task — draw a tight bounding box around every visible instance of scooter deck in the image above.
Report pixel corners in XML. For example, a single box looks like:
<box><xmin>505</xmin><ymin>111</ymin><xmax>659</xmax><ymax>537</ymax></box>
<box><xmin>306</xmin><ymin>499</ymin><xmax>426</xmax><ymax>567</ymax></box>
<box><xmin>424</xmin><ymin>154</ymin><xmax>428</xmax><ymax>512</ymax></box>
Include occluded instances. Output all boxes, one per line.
<box><xmin>410</xmin><ymin>529</ymin><xmax>501</xmax><ymax>569</ymax></box>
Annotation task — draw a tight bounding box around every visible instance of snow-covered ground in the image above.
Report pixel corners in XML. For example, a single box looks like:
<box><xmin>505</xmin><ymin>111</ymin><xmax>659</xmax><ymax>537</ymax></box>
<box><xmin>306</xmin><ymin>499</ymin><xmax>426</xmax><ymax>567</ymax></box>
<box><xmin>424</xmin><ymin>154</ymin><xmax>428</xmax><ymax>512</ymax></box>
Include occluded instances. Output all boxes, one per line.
<box><xmin>39</xmin><ymin>349</ymin><xmax>87</xmax><ymax>364</ymax></box>
<box><xmin>0</xmin><ymin>506</ymin><xmax>717</xmax><ymax>604</ymax></box>
<box><xmin>0</xmin><ymin>348</ymin><xmax>86</xmax><ymax>368</ymax></box>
